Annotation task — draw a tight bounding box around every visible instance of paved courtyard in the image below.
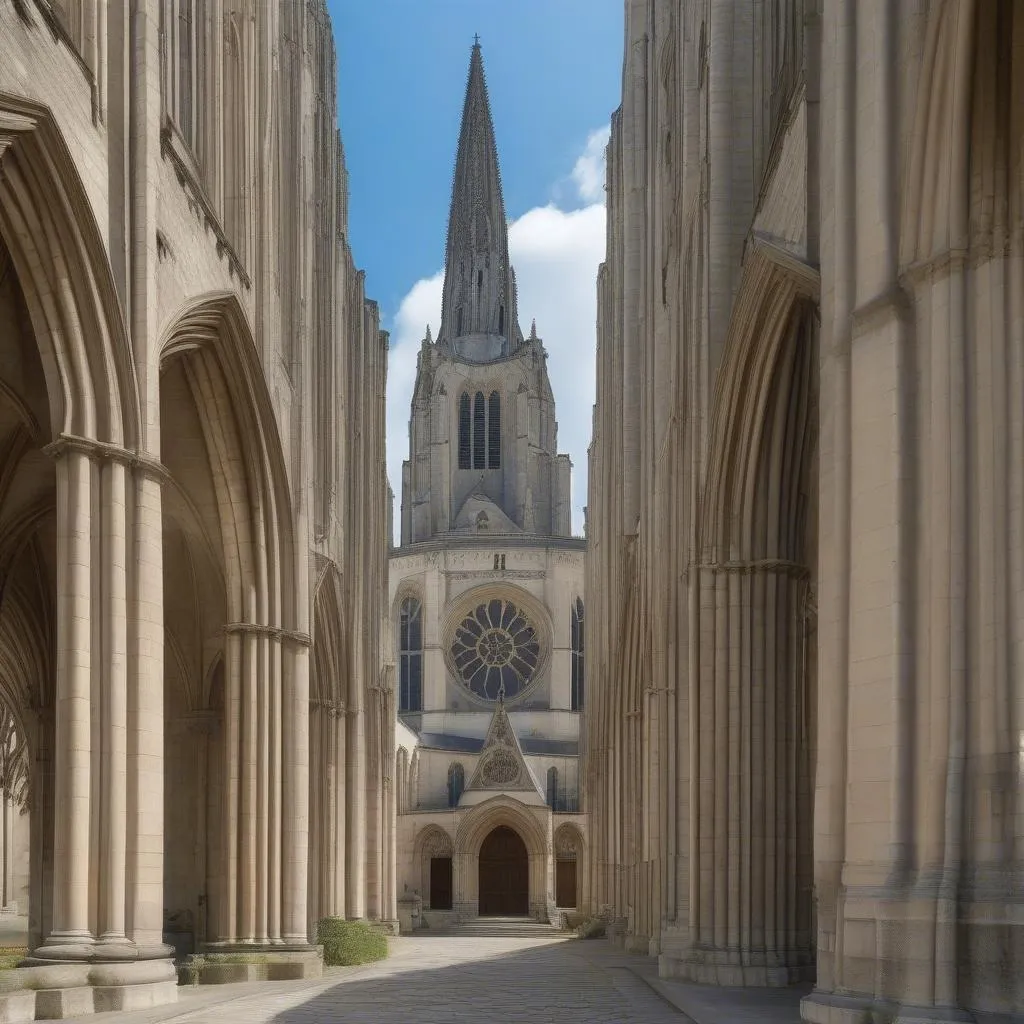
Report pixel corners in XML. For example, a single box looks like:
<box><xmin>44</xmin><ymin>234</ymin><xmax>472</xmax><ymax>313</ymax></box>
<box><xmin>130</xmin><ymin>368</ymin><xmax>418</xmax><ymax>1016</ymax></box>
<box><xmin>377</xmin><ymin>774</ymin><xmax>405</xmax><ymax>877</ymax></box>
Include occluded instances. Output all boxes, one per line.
<box><xmin>71</xmin><ymin>933</ymin><xmax>686</xmax><ymax>1024</ymax></box>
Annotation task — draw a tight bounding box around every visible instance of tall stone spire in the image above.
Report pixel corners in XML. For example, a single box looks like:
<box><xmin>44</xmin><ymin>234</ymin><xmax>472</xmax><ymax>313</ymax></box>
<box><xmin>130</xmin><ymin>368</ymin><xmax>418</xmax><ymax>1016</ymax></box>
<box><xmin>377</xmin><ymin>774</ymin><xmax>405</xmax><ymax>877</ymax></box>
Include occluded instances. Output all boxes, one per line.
<box><xmin>438</xmin><ymin>40</ymin><xmax>521</xmax><ymax>360</ymax></box>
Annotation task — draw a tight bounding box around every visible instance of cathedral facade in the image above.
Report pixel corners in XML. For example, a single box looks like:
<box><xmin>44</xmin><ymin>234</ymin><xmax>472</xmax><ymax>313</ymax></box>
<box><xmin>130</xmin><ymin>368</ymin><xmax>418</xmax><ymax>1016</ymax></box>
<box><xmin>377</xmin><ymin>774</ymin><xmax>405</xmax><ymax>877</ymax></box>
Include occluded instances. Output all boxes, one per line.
<box><xmin>0</xmin><ymin>1</ymin><xmax>392</xmax><ymax>1017</ymax></box>
<box><xmin>392</xmin><ymin>44</ymin><xmax>586</xmax><ymax>925</ymax></box>
<box><xmin>585</xmin><ymin>1</ymin><xmax>1024</xmax><ymax>1020</ymax></box>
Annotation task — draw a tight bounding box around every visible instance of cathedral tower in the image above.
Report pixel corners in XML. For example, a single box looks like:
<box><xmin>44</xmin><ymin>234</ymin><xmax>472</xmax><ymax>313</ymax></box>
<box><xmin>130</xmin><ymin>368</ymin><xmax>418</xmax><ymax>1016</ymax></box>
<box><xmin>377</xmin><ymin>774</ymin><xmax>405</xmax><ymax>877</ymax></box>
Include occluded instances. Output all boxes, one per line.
<box><xmin>391</xmin><ymin>42</ymin><xmax>585</xmax><ymax>926</ymax></box>
<box><xmin>399</xmin><ymin>41</ymin><xmax>572</xmax><ymax>546</ymax></box>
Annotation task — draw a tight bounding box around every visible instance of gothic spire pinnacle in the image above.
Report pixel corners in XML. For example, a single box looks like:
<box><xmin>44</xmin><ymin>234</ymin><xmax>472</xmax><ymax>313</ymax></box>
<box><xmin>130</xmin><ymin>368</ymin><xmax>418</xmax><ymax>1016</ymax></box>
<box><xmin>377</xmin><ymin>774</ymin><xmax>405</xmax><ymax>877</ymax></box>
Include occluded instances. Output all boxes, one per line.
<box><xmin>438</xmin><ymin>40</ymin><xmax>521</xmax><ymax>359</ymax></box>
<box><xmin>529</xmin><ymin>318</ymin><xmax>537</xmax><ymax>341</ymax></box>
<box><xmin>425</xmin><ymin>323</ymin><xmax>432</xmax><ymax>343</ymax></box>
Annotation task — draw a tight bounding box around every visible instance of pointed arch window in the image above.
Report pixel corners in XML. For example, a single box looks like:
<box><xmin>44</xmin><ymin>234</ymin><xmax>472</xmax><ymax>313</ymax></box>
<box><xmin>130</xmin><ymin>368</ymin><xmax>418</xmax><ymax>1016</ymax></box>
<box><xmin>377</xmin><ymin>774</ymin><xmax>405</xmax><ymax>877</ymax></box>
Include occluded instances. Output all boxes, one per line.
<box><xmin>570</xmin><ymin>598</ymin><xmax>585</xmax><ymax>711</ymax></box>
<box><xmin>472</xmin><ymin>391</ymin><xmax>486</xmax><ymax>469</ymax></box>
<box><xmin>447</xmin><ymin>762</ymin><xmax>465</xmax><ymax>807</ymax></box>
<box><xmin>458</xmin><ymin>393</ymin><xmax>471</xmax><ymax>469</ymax></box>
<box><xmin>498</xmin><ymin>305</ymin><xmax>505</xmax><ymax>335</ymax></box>
<box><xmin>399</xmin><ymin>596</ymin><xmax>423</xmax><ymax>712</ymax></box>
<box><xmin>458</xmin><ymin>389</ymin><xmax>501</xmax><ymax>472</ymax></box>
<box><xmin>487</xmin><ymin>391</ymin><xmax>501</xmax><ymax>468</ymax></box>
<box><xmin>546</xmin><ymin>766</ymin><xmax>558</xmax><ymax>809</ymax></box>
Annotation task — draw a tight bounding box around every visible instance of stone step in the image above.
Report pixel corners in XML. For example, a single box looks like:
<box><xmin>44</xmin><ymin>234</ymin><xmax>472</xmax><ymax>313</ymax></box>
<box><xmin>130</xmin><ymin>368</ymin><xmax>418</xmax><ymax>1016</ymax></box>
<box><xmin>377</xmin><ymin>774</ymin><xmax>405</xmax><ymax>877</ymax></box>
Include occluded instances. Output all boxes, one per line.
<box><xmin>434</xmin><ymin>917</ymin><xmax>563</xmax><ymax>939</ymax></box>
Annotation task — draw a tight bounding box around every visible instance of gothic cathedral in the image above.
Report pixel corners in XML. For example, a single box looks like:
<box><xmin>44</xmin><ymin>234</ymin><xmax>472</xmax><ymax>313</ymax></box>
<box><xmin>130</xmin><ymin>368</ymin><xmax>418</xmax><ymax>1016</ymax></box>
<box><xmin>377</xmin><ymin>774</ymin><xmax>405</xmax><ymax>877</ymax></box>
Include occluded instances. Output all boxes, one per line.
<box><xmin>391</xmin><ymin>43</ymin><xmax>586</xmax><ymax>924</ymax></box>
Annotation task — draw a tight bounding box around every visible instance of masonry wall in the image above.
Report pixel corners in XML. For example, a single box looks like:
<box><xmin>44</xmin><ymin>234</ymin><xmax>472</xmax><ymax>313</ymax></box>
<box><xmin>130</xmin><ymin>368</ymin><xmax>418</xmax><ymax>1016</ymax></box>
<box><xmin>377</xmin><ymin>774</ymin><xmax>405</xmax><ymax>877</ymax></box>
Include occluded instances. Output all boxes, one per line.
<box><xmin>0</xmin><ymin>0</ymin><xmax>392</xmax><ymax>975</ymax></box>
<box><xmin>585</xmin><ymin>1</ymin><xmax>1024</xmax><ymax>1018</ymax></box>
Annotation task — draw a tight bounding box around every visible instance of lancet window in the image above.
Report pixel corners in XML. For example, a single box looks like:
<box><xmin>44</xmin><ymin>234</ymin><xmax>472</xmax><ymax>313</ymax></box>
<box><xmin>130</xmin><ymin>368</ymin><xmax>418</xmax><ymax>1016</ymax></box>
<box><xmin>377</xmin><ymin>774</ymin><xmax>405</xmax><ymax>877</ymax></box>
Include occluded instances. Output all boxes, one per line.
<box><xmin>399</xmin><ymin>596</ymin><xmax>423</xmax><ymax>712</ymax></box>
<box><xmin>458</xmin><ymin>390</ymin><xmax>501</xmax><ymax>471</ymax></box>
<box><xmin>570</xmin><ymin>597</ymin><xmax>585</xmax><ymax>711</ymax></box>
<box><xmin>447</xmin><ymin>763</ymin><xmax>465</xmax><ymax>807</ymax></box>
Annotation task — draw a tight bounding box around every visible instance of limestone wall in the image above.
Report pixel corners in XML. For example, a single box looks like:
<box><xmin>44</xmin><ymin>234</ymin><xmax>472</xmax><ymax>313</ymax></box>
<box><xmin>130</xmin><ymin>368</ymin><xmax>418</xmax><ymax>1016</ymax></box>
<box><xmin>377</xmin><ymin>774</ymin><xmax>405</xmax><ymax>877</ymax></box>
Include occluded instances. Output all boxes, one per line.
<box><xmin>585</xmin><ymin>0</ymin><xmax>1024</xmax><ymax>1018</ymax></box>
<box><xmin>0</xmin><ymin>0</ymin><xmax>392</xmax><ymax>972</ymax></box>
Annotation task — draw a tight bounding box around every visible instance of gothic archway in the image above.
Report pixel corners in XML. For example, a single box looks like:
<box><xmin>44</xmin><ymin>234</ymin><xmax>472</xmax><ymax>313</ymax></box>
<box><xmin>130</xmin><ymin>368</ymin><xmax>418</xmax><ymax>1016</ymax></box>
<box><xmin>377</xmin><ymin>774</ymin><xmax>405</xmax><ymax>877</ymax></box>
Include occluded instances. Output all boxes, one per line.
<box><xmin>0</xmin><ymin>102</ymin><xmax>149</xmax><ymax>958</ymax></box>
<box><xmin>159</xmin><ymin>293</ymin><xmax>308</xmax><ymax>949</ymax></box>
<box><xmin>413</xmin><ymin>825</ymin><xmax>454</xmax><ymax>911</ymax></box>
<box><xmin>454</xmin><ymin>795</ymin><xmax>549</xmax><ymax>920</ymax></box>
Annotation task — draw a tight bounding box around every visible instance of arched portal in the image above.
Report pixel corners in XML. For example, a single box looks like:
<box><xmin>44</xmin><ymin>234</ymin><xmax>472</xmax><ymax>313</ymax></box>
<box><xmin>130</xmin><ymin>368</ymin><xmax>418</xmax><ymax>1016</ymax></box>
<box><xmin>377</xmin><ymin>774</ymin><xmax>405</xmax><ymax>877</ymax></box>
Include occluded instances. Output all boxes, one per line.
<box><xmin>553</xmin><ymin>823</ymin><xmax>584</xmax><ymax>909</ymax></box>
<box><xmin>413</xmin><ymin>825</ymin><xmax>453</xmax><ymax>911</ymax></box>
<box><xmin>477</xmin><ymin>826</ymin><xmax>528</xmax><ymax>917</ymax></box>
<box><xmin>0</xmin><ymin>103</ymin><xmax>149</xmax><ymax>959</ymax></box>
<box><xmin>158</xmin><ymin>294</ymin><xmax>307</xmax><ymax>950</ymax></box>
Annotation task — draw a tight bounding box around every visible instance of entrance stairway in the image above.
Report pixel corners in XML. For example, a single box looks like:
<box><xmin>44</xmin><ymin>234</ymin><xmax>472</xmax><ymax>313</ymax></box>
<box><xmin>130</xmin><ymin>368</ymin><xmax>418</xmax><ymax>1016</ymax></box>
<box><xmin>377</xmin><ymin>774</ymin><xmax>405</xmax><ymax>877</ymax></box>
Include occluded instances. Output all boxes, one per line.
<box><xmin>433</xmin><ymin>917</ymin><xmax>563</xmax><ymax>939</ymax></box>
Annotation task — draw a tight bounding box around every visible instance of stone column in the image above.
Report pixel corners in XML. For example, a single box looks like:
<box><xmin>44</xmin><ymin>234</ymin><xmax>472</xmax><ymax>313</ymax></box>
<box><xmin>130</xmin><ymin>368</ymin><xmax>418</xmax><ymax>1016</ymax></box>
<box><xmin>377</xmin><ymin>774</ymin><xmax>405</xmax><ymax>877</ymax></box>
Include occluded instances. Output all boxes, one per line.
<box><xmin>269</xmin><ymin>634</ymin><xmax>283</xmax><ymax>941</ymax></box>
<box><xmin>333</xmin><ymin>705</ymin><xmax>347</xmax><ymax>919</ymax></box>
<box><xmin>239</xmin><ymin>629</ymin><xmax>258</xmax><ymax>942</ymax></box>
<box><xmin>220</xmin><ymin>630</ymin><xmax>242</xmax><ymax>941</ymax></box>
<box><xmin>255</xmin><ymin>631</ymin><xmax>270</xmax><ymax>944</ymax></box>
<box><xmin>2</xmin><ymin>794</ymin><xmax>11</xmax><ymax>910</ymax></box>
<box><xmin>98</xmin><ymin>458</ymin><xmax>129</xmax><ymax>946</ymax></box>
<box><xmin>127</xmin><ymin>464</ymin><xmax>170</xmax><ymax>952</ymax></box>
<box><xmin>282</xmin><ymin>637</ymin><xmax>310</xmax><ymax>942</ymax></box>
<box><xmin>346</xmin><ymin>704</ymin><xmax>366</xmax><ymax>919</ymax></box>
<box><xmin>689</xmin><ymin>561</ymin><xmax>814</xmax><ymax>986</ymax></box>
<box><xmin>39</xmin><ymin>446</ymin><xmax>93</xmax><ymax>955</ymax></box>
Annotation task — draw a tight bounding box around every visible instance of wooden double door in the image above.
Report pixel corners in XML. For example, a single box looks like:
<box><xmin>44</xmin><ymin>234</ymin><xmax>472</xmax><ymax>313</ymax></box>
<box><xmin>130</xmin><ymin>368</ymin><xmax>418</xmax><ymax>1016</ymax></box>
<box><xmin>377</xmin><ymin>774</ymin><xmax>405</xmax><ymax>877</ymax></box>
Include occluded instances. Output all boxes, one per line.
<box><xmin>478</xmin><ymin>825</ymin><xmax>529</xmax><ymax>916</ymax></box>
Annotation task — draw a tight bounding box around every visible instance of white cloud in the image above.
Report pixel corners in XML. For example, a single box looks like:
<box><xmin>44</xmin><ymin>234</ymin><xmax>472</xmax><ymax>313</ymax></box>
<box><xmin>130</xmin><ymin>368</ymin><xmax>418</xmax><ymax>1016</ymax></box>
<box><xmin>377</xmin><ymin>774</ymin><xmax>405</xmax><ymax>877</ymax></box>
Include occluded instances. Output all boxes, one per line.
<box><xmin>570</xmin><ymin>125</ymin><xmax>611</xmax><ymax>205</ymax></box>
<box><xmin>386</xmin><ymin>126</ymin><xmax>610</xmax><ymax>543</ymax></box>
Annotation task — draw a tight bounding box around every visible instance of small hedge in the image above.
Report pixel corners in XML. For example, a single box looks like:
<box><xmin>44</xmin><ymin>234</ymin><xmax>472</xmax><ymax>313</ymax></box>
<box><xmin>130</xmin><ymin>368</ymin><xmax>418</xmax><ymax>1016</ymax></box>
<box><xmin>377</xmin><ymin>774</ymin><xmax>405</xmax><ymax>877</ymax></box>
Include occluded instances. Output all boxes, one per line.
<box><xmin>576</xmin><ymin>917</ymin><xmax>606</xmax><ymax>940</ymax></box>
<box><xmin>316</xmin><ymin>918</ymin><xmax>388</xmax><ymax>966</ymax></box>
<box><xmin>0</xmin><ymin>948</ymin><xmax>25</xmax><ymax>972</ymax></box>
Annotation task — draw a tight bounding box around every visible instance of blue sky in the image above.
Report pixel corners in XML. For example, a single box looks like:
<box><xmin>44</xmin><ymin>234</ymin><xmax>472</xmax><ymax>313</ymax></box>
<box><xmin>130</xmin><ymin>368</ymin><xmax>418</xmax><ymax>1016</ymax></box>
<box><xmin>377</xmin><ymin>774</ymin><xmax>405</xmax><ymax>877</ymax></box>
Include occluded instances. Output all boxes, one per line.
<box><xmin>329</xmin><ymin>1</ymin><xmax>624</xmax><ymax>538</ymax></box>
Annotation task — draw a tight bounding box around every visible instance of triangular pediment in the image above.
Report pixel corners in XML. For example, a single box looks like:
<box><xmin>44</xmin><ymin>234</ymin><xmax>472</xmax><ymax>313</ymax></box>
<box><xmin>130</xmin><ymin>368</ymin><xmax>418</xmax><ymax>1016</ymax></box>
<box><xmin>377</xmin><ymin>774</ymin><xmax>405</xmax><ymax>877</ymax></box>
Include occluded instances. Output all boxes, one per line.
<box><xmin>466</xmin><ymin>700</ymin><xmax>542</xmax><ymax>796</ymax></box>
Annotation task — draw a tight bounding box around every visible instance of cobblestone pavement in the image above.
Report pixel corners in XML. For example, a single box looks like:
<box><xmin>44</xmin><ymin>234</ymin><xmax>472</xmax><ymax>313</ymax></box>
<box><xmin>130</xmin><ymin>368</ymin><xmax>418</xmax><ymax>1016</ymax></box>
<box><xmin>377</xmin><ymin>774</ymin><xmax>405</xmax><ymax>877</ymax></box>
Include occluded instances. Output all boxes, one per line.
<box><xmin>73</xmin><ymin>934</ymin><xmax>688</xmax><ymax>1024</ymax></box>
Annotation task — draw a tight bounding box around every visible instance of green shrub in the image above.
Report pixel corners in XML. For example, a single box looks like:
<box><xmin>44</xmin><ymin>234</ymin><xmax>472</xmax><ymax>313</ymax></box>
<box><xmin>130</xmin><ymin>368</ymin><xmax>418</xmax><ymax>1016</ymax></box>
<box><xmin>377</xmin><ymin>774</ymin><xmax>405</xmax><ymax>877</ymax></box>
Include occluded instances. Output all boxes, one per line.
<box><xmin>0</xmin><ymin>948</ymin><xmax>26</xmax><ymax>972</ymax></box>
<box><xmin>316</xmin><ymin>918</ymin><xmax>388</xmax><ymax>966</ymax></box>
<box><xmin>576</xmin><ymin>917</ymin><xmax>606</xmax><ymax>940</ymax></box>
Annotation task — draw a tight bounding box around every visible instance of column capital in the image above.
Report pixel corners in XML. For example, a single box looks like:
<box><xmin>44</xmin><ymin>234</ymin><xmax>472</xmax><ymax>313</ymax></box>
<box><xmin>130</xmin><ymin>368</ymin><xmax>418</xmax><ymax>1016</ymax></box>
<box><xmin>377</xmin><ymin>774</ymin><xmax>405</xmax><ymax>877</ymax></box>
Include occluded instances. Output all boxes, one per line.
<box><xmin>308</xmin><ymin>697</ymin><xmax>347</xmax><ymax>718</ymax></box>
<box><xmin>693</xmin><ymin>557</ymin><xmax>809</xmax><ymax>580</ymax></box>
<box><xmin>223</xmin><ymin>622</ymin><xmax>312</xmax><ymax>647</ymax></box>
<box><xmin>42</xmin><ymin>434</ymin><xmax>170</xmax><ymax>484</ymax></box>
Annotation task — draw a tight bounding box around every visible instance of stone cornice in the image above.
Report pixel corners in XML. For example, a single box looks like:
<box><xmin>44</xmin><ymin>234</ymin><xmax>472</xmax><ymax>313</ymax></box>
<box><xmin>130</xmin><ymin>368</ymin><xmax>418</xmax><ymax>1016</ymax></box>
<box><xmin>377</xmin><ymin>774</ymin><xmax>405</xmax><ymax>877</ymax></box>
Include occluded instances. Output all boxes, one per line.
<box><xmin>42</xmin><ymin>434</ymin><xmax>170</xmax><ymax>482</ymax></box>
<box><xmin>392</xmin><ymin>535</ymin><xmax>586</xmax><ymax>557</ymax></box>
<box><xmin>442</xmin><ymin>569</ymin><xmax>546</xmax><ymax>582</ymax></box>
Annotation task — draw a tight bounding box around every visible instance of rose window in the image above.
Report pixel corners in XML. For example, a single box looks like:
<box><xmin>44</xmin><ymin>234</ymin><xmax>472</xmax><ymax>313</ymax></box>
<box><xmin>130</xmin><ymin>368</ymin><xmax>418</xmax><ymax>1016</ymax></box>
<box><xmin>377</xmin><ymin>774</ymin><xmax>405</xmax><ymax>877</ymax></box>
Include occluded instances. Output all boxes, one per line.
<box><xmin>450</xmin><ymin>598</ymin><xmax>541</xmax><ymax>701</ymax></box>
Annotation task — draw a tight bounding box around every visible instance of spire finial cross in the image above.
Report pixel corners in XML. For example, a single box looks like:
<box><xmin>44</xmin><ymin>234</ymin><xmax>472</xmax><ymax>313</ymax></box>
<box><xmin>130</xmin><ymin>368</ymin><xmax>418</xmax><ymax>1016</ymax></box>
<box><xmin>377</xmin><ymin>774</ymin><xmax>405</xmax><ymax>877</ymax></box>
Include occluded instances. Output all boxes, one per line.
<box><xmin>473</xmin><ymin>33</ymin><xmax>481</xmax><ymax>47</ymax></box>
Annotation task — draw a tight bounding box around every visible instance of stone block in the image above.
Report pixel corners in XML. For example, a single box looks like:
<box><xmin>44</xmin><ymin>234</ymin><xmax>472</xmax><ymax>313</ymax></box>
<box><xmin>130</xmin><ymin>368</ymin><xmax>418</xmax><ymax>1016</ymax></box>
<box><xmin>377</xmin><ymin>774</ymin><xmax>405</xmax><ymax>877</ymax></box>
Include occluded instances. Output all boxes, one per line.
<box><xmin>0</xmin><ymin>991</ymin><xmax>34</xmax><ymax>1024</ymax></box>
<box><xmin>33</xmin><ymin>986</ymin><xmax>93</xmax><ymax>1020</ymax></box>
<box><xmin>92</xmin><ymin>980</ymin><xmax>178</xmax><ymax>1013</ymax></box>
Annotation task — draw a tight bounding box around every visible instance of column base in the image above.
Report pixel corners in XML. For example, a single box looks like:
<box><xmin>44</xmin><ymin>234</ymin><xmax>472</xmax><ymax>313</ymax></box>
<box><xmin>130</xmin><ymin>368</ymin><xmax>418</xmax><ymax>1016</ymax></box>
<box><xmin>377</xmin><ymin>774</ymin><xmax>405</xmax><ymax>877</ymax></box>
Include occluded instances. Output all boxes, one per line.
<box><xmin>0</xmin><ymin>959</ymin><xmax>177</xmax><ymax>1021</ymax></box>
<box><xmin>660</xmin><ymin>946</ymin><xmax>815</xmax><ymax>987</ymax></box>
<box><xmin>801</xmin><ymin>991</ymin><xmax>981</xmax><ymax>1024</ymax></box>
<box><xmin>188</xmin><ymin>943</ymin><xmax>323</xmax><ymax>984</ymax></box>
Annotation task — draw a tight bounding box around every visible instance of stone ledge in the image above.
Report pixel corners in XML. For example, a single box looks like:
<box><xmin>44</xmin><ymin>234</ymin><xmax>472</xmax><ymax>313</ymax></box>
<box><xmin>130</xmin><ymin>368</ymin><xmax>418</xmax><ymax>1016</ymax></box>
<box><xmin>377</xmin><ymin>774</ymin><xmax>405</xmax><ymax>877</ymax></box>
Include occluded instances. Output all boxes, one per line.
<box><xmin>183</xmin><ymin>947</ymin><xmax>324</xmax><ymax>986</ymax></box>
<box><xmin>0</xmin><ymin>959</ymin><xmax>177</xmax><ymax>1021</ymax></box>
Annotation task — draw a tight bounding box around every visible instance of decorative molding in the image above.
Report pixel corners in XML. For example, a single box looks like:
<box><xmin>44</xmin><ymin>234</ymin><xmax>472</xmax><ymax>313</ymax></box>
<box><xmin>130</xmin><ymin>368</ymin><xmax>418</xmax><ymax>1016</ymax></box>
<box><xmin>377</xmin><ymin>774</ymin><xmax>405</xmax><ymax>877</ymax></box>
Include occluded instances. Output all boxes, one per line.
<box><xmin>223</xmin><ymin>622</ymin><xmax>312</xmax><ymax>647</ymax></box>
<box><xmin>443</xmin><ymin>569</ymin><xmax>544</xmax><ymax>582</ymax></box>
<box><xmin>309</xmin><ymin>697</ymin><xmax>347</xmax><ymax>717</ymax></box>
<box><xmin>693</xmin><ymin>557</ymin><xmax>810</xmax><ymax>580</ymax></box>
<box><xmin>0</xmin><ymin>110</ymin><xmax>37</xmax><ymax>162</ymax></box>
<box><xmin>42</xmin><ymin>433</ymin><xmax>170</xmax><ymax>482</ymax></box>
<box><xmin>160</xmin><ymin>117</ymin><xmax>250</xmax><ymax>289</ymax></box>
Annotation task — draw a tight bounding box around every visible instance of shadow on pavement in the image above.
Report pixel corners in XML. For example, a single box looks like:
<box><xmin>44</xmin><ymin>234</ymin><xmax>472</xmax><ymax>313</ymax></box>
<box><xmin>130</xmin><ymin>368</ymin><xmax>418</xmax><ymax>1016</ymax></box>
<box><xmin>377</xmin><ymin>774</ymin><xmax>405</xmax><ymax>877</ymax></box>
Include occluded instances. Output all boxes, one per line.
<box><xmin>267</xmin><ymin>934</ymin><xmax>688</xmax><ymax>1024</ymax></box>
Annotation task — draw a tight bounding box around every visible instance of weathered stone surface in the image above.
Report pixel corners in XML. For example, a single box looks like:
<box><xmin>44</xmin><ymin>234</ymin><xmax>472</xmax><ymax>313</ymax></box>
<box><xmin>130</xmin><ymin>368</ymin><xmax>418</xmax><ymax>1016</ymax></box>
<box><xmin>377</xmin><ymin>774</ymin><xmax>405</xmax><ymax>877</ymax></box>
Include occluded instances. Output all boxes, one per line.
<box><xmin>585</xmin><ymin>1</ymin><xmax>1024</xmax><ymax>1020</ymax></box>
